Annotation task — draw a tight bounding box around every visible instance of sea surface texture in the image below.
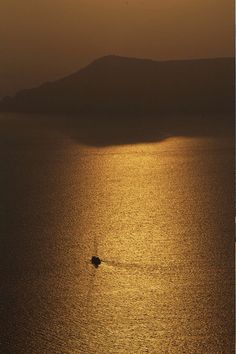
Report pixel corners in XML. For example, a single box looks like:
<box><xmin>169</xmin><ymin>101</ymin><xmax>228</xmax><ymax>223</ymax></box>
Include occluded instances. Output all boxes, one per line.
<box><xmin>0</xmin><ymin>114</ymin><xmax>234</xmax><ymax>353</ymax></box>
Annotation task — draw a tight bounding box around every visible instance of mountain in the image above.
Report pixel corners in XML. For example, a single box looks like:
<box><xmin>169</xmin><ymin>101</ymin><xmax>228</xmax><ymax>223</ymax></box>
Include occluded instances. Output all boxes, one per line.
<box><xmin>0</xmin><ymin>55</ymin><xmax>234</xmax><ymax>115</ymax></box>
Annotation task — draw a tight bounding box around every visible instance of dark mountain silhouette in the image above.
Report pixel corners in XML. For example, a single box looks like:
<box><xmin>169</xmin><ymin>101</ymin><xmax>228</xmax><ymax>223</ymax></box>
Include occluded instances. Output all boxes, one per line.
<box><xmin>0</xmin><ymin>55</ymin><xmax>234</xmax><ymax>115</ymax></box>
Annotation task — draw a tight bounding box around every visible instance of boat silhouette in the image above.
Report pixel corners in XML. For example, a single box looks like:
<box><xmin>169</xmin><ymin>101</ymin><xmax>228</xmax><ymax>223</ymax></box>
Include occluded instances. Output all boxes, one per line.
<box><xmin>91</xmin><ymin>256</ymin><xmax>101</xmax><ymax>268</ymax></box>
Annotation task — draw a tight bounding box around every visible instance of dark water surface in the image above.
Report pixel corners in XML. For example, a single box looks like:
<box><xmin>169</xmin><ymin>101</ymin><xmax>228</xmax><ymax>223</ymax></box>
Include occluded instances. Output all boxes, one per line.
<box><xmin>0</xmin><ymin>114</ymin><xmax>234</xmax><ymax>353</ymax></box>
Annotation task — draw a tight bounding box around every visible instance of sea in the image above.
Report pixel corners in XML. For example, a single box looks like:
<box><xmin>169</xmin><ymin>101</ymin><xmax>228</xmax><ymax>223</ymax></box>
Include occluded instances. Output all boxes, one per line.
<box><xmin>0</xmin><ymin>113</ymin><xmax>234</xmax><ymax>353</ymax></box>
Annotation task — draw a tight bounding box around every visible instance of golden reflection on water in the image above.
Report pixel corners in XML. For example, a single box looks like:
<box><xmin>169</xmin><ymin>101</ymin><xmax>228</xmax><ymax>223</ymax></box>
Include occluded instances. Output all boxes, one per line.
<box><xmin>64</xmin><ymin>137</ymin><xmax>233</xmax><ymax>353</ymax></box>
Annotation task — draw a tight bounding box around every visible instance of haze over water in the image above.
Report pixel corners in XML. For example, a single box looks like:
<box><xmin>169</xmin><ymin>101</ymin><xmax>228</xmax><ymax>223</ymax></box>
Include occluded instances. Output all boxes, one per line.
<box><xmin>0</xmin><ymin>114</ymin><xmax>234</xmax><ymax>353</ymax></box>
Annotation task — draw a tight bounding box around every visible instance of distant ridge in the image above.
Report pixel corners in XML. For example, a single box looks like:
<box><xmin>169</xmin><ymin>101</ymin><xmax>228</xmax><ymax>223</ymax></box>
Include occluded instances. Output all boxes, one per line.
<box><xmin>0</xmin><ymin>56</ymin><xmax>234</xmax><ymax>115</ymax></box>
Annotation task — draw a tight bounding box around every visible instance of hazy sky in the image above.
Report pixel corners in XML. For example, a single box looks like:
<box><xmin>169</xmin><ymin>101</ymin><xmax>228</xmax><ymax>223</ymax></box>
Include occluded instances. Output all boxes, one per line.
<box><xmin>0</xmin><ymin>0</ymin><xmax>234</xmax><ymax>96</ymax></box>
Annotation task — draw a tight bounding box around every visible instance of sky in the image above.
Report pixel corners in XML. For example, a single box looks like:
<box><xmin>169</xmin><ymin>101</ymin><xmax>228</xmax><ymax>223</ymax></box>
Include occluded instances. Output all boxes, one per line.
<box><xmin>0</xmin><ymin>0</ymin><xmax>234</xmax><ymax>96</ymax></box>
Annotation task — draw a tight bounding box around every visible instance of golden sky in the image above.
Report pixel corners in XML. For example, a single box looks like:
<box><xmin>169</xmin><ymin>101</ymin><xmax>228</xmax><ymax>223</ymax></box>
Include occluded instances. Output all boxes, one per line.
<box><xmin>0</xmin><ymin>0</ymin><xmax>234</xmax><ymax>95</ymax></box>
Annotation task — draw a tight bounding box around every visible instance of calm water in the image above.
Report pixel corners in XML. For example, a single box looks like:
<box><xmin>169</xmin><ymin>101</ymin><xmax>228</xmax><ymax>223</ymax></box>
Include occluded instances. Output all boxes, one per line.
<box><xmin>0</xmin><ymin>114</ymin><xmax>234</xmax><ymax>353</ymax></box>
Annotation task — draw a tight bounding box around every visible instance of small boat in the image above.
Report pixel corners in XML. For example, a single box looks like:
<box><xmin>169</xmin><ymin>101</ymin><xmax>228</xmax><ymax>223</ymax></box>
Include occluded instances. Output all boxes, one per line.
<box><xmin>91</xmin><ymin>256</ymin><xmax>101</xmax><ymax>268</ymax></box>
